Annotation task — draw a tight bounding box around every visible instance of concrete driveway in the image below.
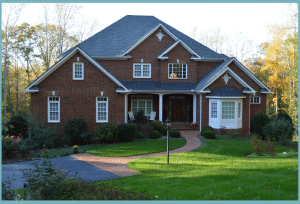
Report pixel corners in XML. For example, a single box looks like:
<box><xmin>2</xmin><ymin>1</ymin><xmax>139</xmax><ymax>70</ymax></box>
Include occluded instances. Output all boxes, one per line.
<box><xmin>2</xmin><ymin>156</ymin><xmax>121</xmax><ymax>190</ymax></box>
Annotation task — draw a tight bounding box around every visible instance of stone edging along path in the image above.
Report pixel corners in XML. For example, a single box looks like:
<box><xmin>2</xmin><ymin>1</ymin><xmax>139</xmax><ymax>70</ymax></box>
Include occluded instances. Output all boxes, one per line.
<box><xmin>71</xmin><ymin>130</ymin><xmax>202</xmax><ymax>177</ymax></box>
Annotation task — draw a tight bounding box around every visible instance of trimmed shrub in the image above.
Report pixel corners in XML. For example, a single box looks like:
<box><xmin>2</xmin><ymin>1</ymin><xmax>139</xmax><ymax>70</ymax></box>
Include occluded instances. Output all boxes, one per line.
<box><xmin>151</xmin><ymin>121</ymin><xmax>162</xmax><ymax>128</ymax></box>
<box><xmin>169</xmin><ymin>130</ymin><xmax>181</xmax><ymax>138</ymax></box>
<box><xmin>62</xmin><ymin>118</ymin><xmax>91</xmax><ymax>145</ymax></box>
<box><xmin>94</xmin><ymin>124</ymin><xmax>118</xmax><ymax>143</ymax></box>
<box><xmin>159</xmin><ymin>126</ymin><xmax>168</xmax><ymax>136</ymax></box>
<box><xmin>7</xmin><ymin>114</ymin><xmax>29</xmax><ymax>138</ymax></box>
<box><xmin>201</xmin><ymin>126</ymin><xmax>214</xmax><ymax>134</ymax></box>
<box><xmin>250</xmin><ymin>113</ymin><xmax>270</xmax><ymax>140</ymax></box>
<box><xmin>117</xmin><ymin>123</ymin><xmax>138</xmax><ymax>142</ymax></box>
<box><xmin>148</xmin><ymin>131</ymin><xmax>161</xmax><ymax>139</ymax></box>
<box><xmin>134</xmin><ymin>110</ymin><xmax>147</xmax><ymax>123</ymax></box>
<box><xmin>263</xmin><ymin>118</ymin><xmax>294</xmax><ymax>145</ymax></box>
<box><xmin>202</xmin><ymin>130</ymin><xmax>216</xmax><ymax>139</ymax></box>
<box><xmin>28</xmin><ymin>116</ymin><xmax>59</xmax><ymax>150</ymax></box>
<box><xmin>135</xmin><ymin>132</ymin><xmax>144</xmax><ymax>139</ymax></box>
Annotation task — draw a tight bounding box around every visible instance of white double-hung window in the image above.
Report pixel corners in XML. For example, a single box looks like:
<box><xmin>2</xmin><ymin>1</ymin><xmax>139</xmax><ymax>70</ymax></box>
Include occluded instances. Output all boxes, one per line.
<box><xmin>250</xmin><ymin>96</ymin><xmax>261</xmax><ymax>104</ymax></box>
<box><xmin>48</xmin><ymin>96</ymin><xmax>60</xmax><ymax>122</ymax></box>
<box><xmin>73</xmin><ymin>62</ymin><xmax>84</xmax><ymax>80</ymax></box>
<box><xmin>131</xmin><ymin>95</ymin><xmax>152</xmax><ymax>116</ymax></box>
<box><xmin>133</xmin><ymin>64</ymin><xmax>151</xmax><ymax>78</ymax></box>
<box><xmin>96</xmin><ymin>97</ymin><xmax>108</xmax><ymax>122</ymax></box>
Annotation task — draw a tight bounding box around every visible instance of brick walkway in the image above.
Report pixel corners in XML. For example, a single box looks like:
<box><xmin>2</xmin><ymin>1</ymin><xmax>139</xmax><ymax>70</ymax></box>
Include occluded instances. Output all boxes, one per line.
<box><xmin>71</xmin><ymin>130</ymin><xmax>201</xmax><ymax>177</ymax></box>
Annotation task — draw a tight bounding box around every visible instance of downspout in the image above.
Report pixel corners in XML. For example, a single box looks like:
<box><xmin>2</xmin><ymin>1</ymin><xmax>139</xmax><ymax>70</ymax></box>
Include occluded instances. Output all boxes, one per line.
<box><xmin>249</xmin><ymin>95</ymin><xmax>251</xmax><ymax>133</ymax></box>
<box><xmin>199</xmin><ymin>94</ymin><xmax>202</xmax><ymax>132</ymax></box>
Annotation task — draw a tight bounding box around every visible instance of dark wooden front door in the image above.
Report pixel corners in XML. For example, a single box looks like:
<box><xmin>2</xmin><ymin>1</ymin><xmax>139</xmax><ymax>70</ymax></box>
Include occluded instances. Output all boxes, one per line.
<box><xmin>171</xmin><ymin>99</ymin><xmax>184</xmax><ymax>122</ymax></box>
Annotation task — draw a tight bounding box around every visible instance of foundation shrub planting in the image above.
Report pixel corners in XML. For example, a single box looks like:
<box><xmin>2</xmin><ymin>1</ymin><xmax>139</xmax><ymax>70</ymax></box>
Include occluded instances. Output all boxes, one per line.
<box><xmin>117</xmin><ymin>123</ymin><xmax>138</xmax><ymax>142</ymax></box>
<box><xmin>202</xmin><ymin>131</ymin><xmax>216</xmax><ymax>139</ymax></box>
<box><xmin>228</xmin><ymin>129</ymin><xmax>242</xmax><ymax>138</ymax></box>
<box><xmin>7</xmin><ymin>114</ymin><xmax>29</xmax><ymax>138</ymax></box>
<box><xmin>201</xmin><ymin>126</ymin><xmax>214</xmax><ymax>134</ymax></box>
<box><xmin>169</xmin><ymin>130</ymin><xmax>181</xmax><ymax>138</ymax></box>
<box><xmin>2</xmin><ymin>135</ymin><xmax>22</xmax><ymax>158</ymax></box>
<box><xmin>62</xmin><ymin>117</ymin><xmax>91</xmax><ymax>145</ymax></box>
<box><xmin>148</xmin><ymin>131</ymin><xmax>161</xmax><ymax>139</ymax></box>
<box><xmin>151</xmin><ymin>121</ymin><xmax>162</xmax><ymax>128</ymax></box>
<box><xmin>250</xmin><ymin>113</ymin><xmax>270</xmax><ymax>140</ymax></box>
<box><xmin>27</xmin><ymin>116</ymin><xmax>59</xmax><ymax>150</ymax></box>
<box><xmin>94</xmin><ymin>124</ymin><xmax>118</xmax><ymax>143</ymax></box>
<box><xmin>263</xmin><ymin>118</ymin><xmax>294</xmax><ymax>145</ymax></box>
<box><xmin>134</xmin><ymin>110</ymin><xmax>147</xmax><ymax>123</ymax></box>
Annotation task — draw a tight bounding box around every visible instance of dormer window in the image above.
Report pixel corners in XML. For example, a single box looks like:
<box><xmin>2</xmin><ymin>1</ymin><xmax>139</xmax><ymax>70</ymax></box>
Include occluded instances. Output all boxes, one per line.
<box><xmin>133</xmin><ymin>63</ymin><xmax>151</xmax><ymax>78</ymax></box>
<box><xmin>73</xmin><ymin>62</ymin><xmax>84</xmax><ymax>80</ymax></box>
<box><xmin>168</xmin><ymin>63</ymin><xmax>187</xmax><ymax>79</ymax></box>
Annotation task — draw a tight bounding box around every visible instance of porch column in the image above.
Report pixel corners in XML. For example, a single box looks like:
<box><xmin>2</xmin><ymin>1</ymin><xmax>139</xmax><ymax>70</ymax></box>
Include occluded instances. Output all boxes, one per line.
<box><xmin>125</xmin><ymin>93</ymin><xmax>128</xmax><ymax>123</ymax></box>
<box><xmin>159</xmin><ymin>94</ymin><xmax>163</xmax><ymax>122</ymax></box>
<box><xmin>193</xmin><ymin>93</ymin><xmax>197</xmax><ymax>123</ymax></box>
<box><xmin>199</xmin><ymin>94</ymin><xmax>202</xmax><ymax>131</ymax></box>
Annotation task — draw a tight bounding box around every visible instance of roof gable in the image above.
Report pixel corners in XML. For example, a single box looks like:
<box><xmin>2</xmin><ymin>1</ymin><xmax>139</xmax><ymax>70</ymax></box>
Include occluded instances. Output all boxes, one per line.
<box><xmin>59</xmin><ymin>15</ymin><xmax>227</xmax><ymax>61</ymax></box>
<box><xmin>25</xmin><ymin>47</ymin><xmax>128</xmax><ymax>92</ymax></box>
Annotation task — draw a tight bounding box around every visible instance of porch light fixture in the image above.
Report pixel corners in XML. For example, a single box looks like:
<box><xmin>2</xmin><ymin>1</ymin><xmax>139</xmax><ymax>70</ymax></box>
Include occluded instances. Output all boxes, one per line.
<box><xmin>165</xmin><ymin>117</ymin><xmax>171</xmax><ymax>164</ymax></box>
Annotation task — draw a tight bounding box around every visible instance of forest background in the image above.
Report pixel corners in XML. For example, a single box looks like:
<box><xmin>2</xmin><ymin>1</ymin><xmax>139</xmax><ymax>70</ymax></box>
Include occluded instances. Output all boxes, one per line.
<box><xmin>1</xmin><ymin>3</ymin><xmax>298</xmax><ymax>133</ymax></box>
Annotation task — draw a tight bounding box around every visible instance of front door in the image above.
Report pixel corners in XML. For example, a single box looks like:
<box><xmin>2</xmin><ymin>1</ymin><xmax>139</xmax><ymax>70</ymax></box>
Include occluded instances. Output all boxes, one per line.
<box><xmin>170</xmin><ymin>96</ymin><xmax>185</xmax><ymax>122</ymax></box>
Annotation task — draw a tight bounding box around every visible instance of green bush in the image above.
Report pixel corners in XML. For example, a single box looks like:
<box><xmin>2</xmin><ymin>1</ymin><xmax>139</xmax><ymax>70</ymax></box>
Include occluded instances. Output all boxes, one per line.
<box><xmin>117</xmin><ymin>123</ymin><xmax>138</xmax><ymax>142</ymax></box>
<box><xmin>7</xmin><ymin>114</ymin><xmax>29</xmax><ymax>138</ymax></box>
<box><xmin>62</xmin><ymin>118</ymin><xmax>91</xmax><ymax>145</ymax></box>
<box><xmin>94</xmin><ymin>124</ymin><xmax>118</xmax><ymax>143</ymax></box>
<box><xmin>250</xmin><ymin>113</ymin><xmax>270</xmax><ymax>140</ymax></box>
<box><xmin>151</xmin><ymin>121</ymin><xmax>162</xmax><ymax>128</ymax></box>
<box><xmin>169</xmin><ymin>130</ymin><xmax>181</xmax><ymax>138</ymax></box>
<box><xmin>228</xmin><ymin>129</ymin><xmax>242</xmax><ymax>138</ymax></box>
<box><xmin>134</xmin><ymin>110</ymin><xmax>147</xmax><ymax>123</ymax></box>
<box><xmin>249</xmin><ymin>134</ymin><xmax>277</xmax><ymax>156</ymax></box>
<box><xmin>201</xmin><ymin>126</ymin><xmax>214</xmax><ymax>134</ymax></box>
<box><xmin>148</xmin><ymin>131</ymin><xmax>161</xmax><ymax>139</ymax></box>
<box><xmin>135</xmin><ymin>132</ymin><xmax>144</xmax><ymax>139</ymax></box>
<box><xmin>276</xmin><ymin>111</ymin><xmax>293</xmax><ymax>123</ymax></box>
<box><xmin>2</xmin><ymin>135</ymin><xmax>22</xmax><ymax>158</ymax></box>
<box><xmin>27</xmin><ymin>116</ymin><xmax>59</xmax><ymax>150</ymax></box>
<box><xmin>159</xmin><ymin>126</ymin><xmax>168</xmax><ymax>136</ymax></box>
<box><xmin>263</xmin><ymin>118</ymin><xmax>294</xmax><ymax>145</ymax></box>
<box><xmin>202</xmin><ymin>130</ymin><xmax>216</xmax><ymax>139</ymax></box>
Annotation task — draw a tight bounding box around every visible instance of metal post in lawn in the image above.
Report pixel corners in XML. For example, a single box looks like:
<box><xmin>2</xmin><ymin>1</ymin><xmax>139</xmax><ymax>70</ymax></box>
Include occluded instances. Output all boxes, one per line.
<box><xmin>165</xmin><ymin>117</ymin><xmax>171</xmax><ymax>164</ymax></box>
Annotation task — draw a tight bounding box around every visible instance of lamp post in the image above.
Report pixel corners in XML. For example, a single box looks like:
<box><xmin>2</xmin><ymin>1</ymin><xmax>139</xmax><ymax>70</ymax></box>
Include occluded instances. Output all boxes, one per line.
<box><xmin>165</xmin><ymin>117</ymin><xmax>171</xmax><ymax>164</ymax></box>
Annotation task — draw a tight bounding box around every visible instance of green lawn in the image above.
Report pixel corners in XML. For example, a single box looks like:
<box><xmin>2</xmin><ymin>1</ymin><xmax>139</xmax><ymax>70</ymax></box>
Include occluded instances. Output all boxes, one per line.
<box><xmin>96</xmin><ymin>138</ymin><xmax>298</xmax><ymax>200</ymax></box>
<box><xmin>86</xmin><ymin>139</ymin><xmax>186</xmax><ymax>157</ymax></box>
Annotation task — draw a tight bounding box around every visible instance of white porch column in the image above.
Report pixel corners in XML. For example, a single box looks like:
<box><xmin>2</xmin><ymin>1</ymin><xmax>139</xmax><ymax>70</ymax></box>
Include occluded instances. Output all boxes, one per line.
<box><xmin>159</xmin><ymin>94</ymin><xmax>163</xmax><ymax>122</ymax></box>
<box><xmin>199</xmin><ymin>94</ymin><xmax>202</xmax><ymax>131</ymax></box>
<box><xmin>193</xmin><ymin>93</ymin><xmax>197</xmax><ymax>123</ymax></box>
<box><xmin>125</xmin><ymin>93</ymin><xmax>128</xmax><ymax>123</ymax></box>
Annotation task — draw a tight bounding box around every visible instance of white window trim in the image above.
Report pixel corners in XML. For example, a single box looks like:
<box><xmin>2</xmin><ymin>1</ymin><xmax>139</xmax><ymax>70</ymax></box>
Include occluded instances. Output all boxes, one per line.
<box><xmin>131</xmin><ymin>95</ymin><xmax>153</xmax><ymax>116</ymax></box>
<box><xmin>250</xmin><ymin>96</ymin><xmax>261</xmax><ymax>104</ymax></box>
<box><xmin>209</xmin><ymin>99</ymin><xmax>243</xmax><ymax>129</ymax></box>
<box><xmin>73</xmin><ymin>62</ymin><xmax>84</xmax><ymax>80</ymax></box>
<box><xmin>133</xmin><ymin>63</ymin><xmax>151</xmax><ymax>78</ymax></box>
<box><xmin>96</xmin><ymin>97</ymin><xmax>108</xmax><ymax>123</ymax></box>
<box><xmin>168</xmin><ymin>63</ymin><xmax>188</xmax><ymax>79</ymax></box>
<box><xmin>48</xmin><ymin>96</ymin><xmax>60</xmax><ymax>123</ymax></box>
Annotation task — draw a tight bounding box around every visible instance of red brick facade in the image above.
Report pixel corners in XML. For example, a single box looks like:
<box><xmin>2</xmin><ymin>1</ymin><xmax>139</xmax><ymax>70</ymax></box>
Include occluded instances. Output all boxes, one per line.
<box><xmin>30</xmin><ymin>28</ymin><xmax>268</xmax><ymax>137</ymax></box>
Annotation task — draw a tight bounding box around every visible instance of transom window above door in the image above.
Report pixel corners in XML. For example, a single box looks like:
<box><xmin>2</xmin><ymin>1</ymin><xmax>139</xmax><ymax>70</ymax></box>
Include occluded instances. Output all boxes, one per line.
<box><xmin>168</xmin><ymin>63</ymin><xmax>187</xmax><ymax>79</ymax></box>
<box><xmin>131</xmin><ymin>95</ymin><xmax>152</xmax><ymax>116</ymax></box>
<box><xmin>133</xmin><ymin>63</ymin><xmax>151</xmax><ymax>78</ymax></box>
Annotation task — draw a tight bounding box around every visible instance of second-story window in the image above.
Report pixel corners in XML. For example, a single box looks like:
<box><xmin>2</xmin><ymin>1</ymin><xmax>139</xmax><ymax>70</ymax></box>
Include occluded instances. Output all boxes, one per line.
<box><xmin>73</xmin><ymin>62</ymin><xmax>84</xmax><ymax>80</ymax></box>
<box><xmin>168</xmin><ymin>63</ymin><xmax>187</xmax><ymax>79</ymax></box>
<box><xmin>133</xmin><ymin>63</ymin><xmax>151</xmax><ymax>78</ymax></box>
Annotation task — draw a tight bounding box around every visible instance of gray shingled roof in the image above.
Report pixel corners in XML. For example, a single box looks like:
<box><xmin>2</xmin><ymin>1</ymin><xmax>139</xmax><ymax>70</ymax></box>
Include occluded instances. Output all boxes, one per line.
<box><xmin>120</xmin><ymin>80</ymin><xmax>197</xmax><ymax>91</ymax></box>
<box><xmin>195</xmin><ymin>57</ymin><xmax>233</xmax><ymax>92</ymax></box>
<box><xmin>209</xmin><ymin>87</ymin><xmax>244</xmax><ymax>97</ymax></box>
<box><xmin>60</xmin><ymin>15</ymin><xmax>228</xmax><ymax>59</ymax></box>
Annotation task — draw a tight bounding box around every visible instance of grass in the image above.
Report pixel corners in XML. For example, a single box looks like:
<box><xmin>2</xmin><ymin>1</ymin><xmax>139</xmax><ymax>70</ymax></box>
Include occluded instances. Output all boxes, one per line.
<box><xmin>86</xmin><ymin>139</ymin><xmax>186</xmax><ymax>157</ymax></box>
<box><xmin>96</xmin><ymin>138</ymin><xmax>298</xmax><ymax>200</ymax></box>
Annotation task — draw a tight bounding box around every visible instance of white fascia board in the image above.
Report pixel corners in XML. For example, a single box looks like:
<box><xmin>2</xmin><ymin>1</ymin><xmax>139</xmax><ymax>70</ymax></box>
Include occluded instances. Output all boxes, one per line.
<box><xmin>158</xmin><ymin>40</ymin><xmax>201</xmax><ymax>59</ymax></box>
<box><xmin>122</xmin><ymin>23</ymin><xmax>178</xmax><ymax>56</ymax></box>
<box><xmin>232</xmin><ymin>59</ymin><xmax>272</xmax><ymax>93</ymax></box>
<box><xmin>206</xmin><ymin>96</ymin><xmax>246</xmax><ymax>99</ymax></box>
<box><xmin>25</xmin><ymin>47</ymin><xmax>129</xmax><ymax>92</ymax></box>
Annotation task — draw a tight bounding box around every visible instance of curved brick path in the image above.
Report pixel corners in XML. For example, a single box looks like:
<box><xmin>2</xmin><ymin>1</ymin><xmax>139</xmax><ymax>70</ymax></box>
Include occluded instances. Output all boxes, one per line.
<box><xmin>71</xmin><ymin>130</ymin><xmax>201</xmax><ymax>177</ymax></box>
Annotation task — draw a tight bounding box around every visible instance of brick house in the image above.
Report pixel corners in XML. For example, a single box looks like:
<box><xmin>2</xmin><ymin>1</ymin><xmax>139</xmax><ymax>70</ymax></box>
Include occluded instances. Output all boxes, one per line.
<box><xmin>25</xmin><ymin>15</ymin><xmax>272</xmax><ymax>136</ymax></box>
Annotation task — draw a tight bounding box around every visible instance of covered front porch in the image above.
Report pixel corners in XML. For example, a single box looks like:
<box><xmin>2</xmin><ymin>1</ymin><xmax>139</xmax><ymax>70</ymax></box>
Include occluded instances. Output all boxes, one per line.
<box><xmin>124</xmin><ymin>93</ymin><xmax>197</xmax><ymax>125</ymax></box>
